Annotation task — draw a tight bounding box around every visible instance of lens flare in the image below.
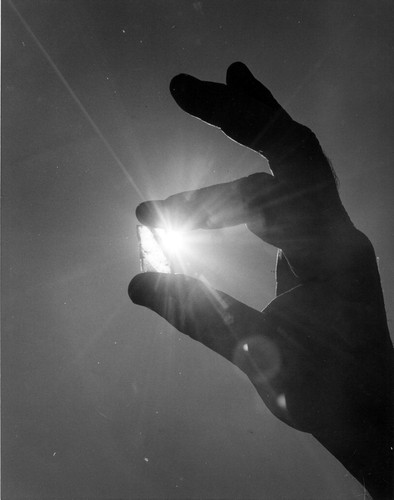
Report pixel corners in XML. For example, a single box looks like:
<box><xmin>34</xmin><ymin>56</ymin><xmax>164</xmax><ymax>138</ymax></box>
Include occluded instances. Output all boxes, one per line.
<box><xmin>137</xmin><ymin>225</ymin><xmax>187</xmax><ymax>273</ymax></box>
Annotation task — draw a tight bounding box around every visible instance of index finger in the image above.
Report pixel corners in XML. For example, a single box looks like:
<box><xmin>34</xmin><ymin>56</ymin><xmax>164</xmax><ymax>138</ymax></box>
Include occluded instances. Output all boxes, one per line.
<box><xmin>136</xmin><ymin>173</ymin><xmax>277</xmax><ymax>230</ymax></box>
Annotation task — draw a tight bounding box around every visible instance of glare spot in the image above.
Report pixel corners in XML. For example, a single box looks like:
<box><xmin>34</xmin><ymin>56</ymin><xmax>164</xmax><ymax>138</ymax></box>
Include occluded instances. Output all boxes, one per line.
<box><xmin>157</xmin><ymin>228</ymin><xmax>185</xmax><ymax>255</ymax></box>
<box><xmin>144</xmin><ymin>457</ymin><xmax>149</xmax><ymax>462</ymax></box>
<box><xmin>277</xmin><ymin>394</ymin><xmax>287</xmax><ymax>410</ymax></box>
<box><xmin>232</xmin><ymin>336</ymin><xmax>282</xmax><ymax>384</ymax></box>
<box><xmin>223</xmin><ymin>311</ymin><xmax>234</xmax><ymax>325</ymax></box>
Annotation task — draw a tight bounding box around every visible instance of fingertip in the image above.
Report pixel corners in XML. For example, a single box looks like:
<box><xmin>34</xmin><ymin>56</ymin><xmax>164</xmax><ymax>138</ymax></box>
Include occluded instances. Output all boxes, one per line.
<box><xmin>135</xmin><ymin>202</ymin><xmax>145</xmax><ymax>223</ymax></box>
<box><xmin>136</xmin><ymin>201</ymin><xmax>161</xmax><ymax>226</ymax></box>
<box><xmin>169</xmin><ymin>74</ymin><xmax>198</xmax><ymax>99</ymax></box>
<box><xmin>226</xmin><ymin>61</ymin><xmax>253</xmax><ymax>87</ymax></box>
<box><xmin>169</xmin><ymin>73</ymin><xmax>185</xmax><ymax>94</ymax></box>
<box><xmin>136</xmin><ymin>202</ymin><xmax>150</xmax><ymax>224</ymax></box>
<box><xmin>128</xmin><ymin>273</ymin><xmax>147</xmax><ymax>304</ymax></box>
<box><xmin>129</xmin><ymin>272</ymin><xmax>166</xmax><ymax>306</ymax></box>
<box><xmin>227</xmin><ymin>61</ymin><xmax>249</xmax><ymax>74</ymax></box>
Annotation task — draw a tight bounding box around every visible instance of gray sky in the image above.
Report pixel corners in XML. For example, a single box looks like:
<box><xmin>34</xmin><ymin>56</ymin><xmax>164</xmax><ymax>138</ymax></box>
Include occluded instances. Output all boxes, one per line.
<box><xmin>2</xmin><ymin>1</ymin><xmax>394</xmax><ymax>498</ymax></box>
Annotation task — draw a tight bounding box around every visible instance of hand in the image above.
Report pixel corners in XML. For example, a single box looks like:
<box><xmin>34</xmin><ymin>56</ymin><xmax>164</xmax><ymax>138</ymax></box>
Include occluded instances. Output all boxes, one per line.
<box><xmin>129</xmin><ymin>63</ymin><xmax>393</xmax><ymax>499</ymax></box>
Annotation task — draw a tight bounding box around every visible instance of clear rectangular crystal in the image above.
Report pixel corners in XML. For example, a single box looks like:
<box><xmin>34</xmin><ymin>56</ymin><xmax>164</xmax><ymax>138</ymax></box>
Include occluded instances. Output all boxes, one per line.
<box><xmin>137</xmin><ymin>225</ymin><xmax>173</xmax><ymax>273</ymax></box>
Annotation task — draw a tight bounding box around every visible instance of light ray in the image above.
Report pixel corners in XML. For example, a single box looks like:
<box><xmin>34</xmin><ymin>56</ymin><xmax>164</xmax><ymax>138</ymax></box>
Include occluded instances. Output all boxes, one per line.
<box><xmin>8</xmin><ymin>0</ymin><xmax>144</xmax><ymax>200</ymax></box>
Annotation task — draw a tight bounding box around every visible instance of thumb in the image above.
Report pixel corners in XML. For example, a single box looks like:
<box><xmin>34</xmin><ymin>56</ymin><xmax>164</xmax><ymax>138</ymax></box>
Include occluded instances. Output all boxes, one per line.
<box><xmin>129</xmin><ymin>272</ymin><xmax>263</xmax><ymax>362</ymax></box>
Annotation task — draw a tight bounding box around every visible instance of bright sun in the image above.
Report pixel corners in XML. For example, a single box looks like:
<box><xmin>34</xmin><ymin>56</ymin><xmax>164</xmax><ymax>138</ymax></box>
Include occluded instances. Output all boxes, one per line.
<box><xmin>156</xmin><ymin>228</ymin><xmax>185</xmax><ymax>255</ymax></box>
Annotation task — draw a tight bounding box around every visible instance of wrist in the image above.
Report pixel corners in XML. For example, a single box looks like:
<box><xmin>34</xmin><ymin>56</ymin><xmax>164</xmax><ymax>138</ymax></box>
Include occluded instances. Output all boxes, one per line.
<box><xmin>314</xmin><ymin>425</ymin><xmax>393</xmax><ymax>499</ymax></box>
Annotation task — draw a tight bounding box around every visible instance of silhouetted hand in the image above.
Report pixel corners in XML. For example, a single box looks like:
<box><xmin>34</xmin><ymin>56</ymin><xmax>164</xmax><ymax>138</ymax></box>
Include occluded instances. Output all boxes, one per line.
<box><xmin>129</xmin><ymin>63</ymin><xmax>393</xmax><ymax>499</ymax></box>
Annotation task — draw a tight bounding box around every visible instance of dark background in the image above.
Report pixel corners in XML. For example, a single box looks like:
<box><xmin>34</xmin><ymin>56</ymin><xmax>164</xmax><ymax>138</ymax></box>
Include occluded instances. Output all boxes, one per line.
<box><xmin>2</xmin><ymin>1</ymin><xmax>394</xmax><ymax>498</ymax></box>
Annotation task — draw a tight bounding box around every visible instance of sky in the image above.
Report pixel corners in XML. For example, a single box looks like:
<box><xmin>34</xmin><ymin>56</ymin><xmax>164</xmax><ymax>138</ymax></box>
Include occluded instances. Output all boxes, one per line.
<box><xmin>2</xmin><ymin>1</ymin><xmax>394</xmax><ymax>499</ymax></box>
